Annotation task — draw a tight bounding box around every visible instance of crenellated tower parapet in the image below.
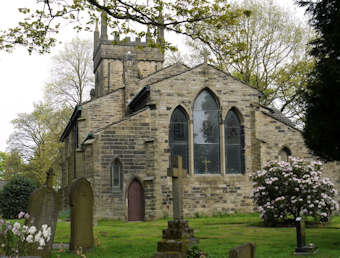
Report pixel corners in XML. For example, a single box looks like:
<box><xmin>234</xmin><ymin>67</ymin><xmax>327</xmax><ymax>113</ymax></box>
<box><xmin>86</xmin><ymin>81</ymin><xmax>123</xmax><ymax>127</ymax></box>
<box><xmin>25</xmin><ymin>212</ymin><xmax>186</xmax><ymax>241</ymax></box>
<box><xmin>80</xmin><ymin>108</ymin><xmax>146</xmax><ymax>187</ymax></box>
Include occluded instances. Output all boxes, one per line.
<box><xmin>93</xmin><ymin>11</ymin><xmax>164</xmax><ymax>99</ymax></box>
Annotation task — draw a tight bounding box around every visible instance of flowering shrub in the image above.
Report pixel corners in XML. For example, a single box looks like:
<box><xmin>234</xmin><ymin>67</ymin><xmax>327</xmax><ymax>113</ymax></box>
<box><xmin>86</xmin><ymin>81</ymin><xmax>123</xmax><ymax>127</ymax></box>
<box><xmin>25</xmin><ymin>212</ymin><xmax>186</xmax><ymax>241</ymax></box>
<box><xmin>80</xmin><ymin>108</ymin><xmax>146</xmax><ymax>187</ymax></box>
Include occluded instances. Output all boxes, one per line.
<box><xmin>0</xmin><ymin>212</ymin><xmax>51</xmax><ymax>256</ymax></box>
<box><xmin>250</xmin><ymin>157</ymin><xmax>338</xmax><ymax>224</ymax></box>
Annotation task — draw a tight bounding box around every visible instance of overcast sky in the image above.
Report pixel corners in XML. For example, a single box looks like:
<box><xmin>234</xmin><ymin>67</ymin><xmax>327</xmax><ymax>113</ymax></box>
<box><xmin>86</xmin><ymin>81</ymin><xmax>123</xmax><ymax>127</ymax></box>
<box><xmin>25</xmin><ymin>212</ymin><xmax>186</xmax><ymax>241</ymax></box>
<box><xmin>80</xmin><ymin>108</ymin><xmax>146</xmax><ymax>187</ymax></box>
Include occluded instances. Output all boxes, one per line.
<box><xmin>0</xmin><ymin>1</ymin><xmax>306</xmax><ymax>152</ymax></box>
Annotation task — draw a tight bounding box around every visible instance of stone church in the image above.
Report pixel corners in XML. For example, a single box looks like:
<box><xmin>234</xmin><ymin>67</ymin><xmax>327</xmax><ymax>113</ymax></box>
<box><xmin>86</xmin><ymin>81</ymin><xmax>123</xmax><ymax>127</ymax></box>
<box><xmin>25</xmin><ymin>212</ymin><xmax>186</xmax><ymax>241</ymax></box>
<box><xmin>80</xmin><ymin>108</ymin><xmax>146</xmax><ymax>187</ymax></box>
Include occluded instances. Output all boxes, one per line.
<box><xmin>60</xmin><ymin>19</ymin><xmax>340</xmax><ymax>221</ymax></box>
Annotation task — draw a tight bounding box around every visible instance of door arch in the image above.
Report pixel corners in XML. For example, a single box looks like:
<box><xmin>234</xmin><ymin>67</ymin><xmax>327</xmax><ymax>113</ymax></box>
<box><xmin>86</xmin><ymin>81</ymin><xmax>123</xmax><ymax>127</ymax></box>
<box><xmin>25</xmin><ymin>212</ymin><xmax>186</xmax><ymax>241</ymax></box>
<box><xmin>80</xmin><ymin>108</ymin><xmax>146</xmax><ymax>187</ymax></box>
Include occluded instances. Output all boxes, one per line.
<box><xmin>128</xmin><ymin>179</ymin><xmax>145</xmax><ymax>221</ymax></box>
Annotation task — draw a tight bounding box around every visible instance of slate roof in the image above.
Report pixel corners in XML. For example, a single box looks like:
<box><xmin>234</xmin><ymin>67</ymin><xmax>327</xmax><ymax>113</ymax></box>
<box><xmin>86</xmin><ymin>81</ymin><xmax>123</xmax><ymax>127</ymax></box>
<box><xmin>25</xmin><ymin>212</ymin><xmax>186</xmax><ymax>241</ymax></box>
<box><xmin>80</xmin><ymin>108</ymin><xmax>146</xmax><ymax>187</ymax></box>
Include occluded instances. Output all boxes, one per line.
<box><xmin>260</xmin><ymin>105</ymin><xmax>298</xmax><ymax>130</ymax></box>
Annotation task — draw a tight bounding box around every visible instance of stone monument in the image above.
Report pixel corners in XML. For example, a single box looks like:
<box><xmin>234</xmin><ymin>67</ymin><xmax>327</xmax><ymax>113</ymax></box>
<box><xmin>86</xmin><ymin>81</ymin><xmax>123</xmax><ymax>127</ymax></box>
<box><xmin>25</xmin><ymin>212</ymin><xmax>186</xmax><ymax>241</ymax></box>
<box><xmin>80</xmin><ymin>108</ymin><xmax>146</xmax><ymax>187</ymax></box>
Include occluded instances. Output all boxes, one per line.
<box><xmin>294</xmin><ymin>217</ymin><xmax>318</xmax><ymax>255</ymax></box>
<box><xmin>69</xmin><ymin>177</ymin><xmax>94</xmax><ymax>251</ymax></box>
<box><xmin>229</xmin><ymin>243</ymin><xmax>256</xmax><ymax>258</ymax></box>
<box><xmin>26</xmin><ymin>168</ymin><xmax>62</xmax><ymax>258</ymax></box>
<box><xmin>155</xmin><ymin>156</ymin><xmax>199</xmax><ymax>258</ymax></box>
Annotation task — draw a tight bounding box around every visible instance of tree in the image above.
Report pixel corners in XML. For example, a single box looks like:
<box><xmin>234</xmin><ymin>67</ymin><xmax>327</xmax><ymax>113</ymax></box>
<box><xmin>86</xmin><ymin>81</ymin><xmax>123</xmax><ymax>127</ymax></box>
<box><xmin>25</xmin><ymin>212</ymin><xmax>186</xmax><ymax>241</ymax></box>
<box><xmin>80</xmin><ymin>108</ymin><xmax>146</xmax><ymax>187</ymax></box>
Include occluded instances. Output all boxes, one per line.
<box><xmin>7</xmin><ymin>103</ymin><xmax>71</xmax><ymax>183</ymax></box>
<box><xmin>274</xmin><ymin>59</ymin><xmax>314</xmax><ymax>125</ymax></box>
<box><xmin>2</xmin><ymin>151</ymin><xmax>25</xmax><ymax>181</ymax></box>
<box><xmin>296</xmin><ymin>0</ymin><xmax>340</xmax><ymax>161</ymax></box>
<box><xmin>182</xmin><ymin>0</ymin><xmax>312</xmax><ymax>113</ymax></box>
<box><xmin>43</xmin><ymin>38</ymin><xmax>94</xmax><ymax>108</ymax></box>
<box><xmin>0</xmin><ymin>176</ymin><xmax>38</xmax><ymax>219</ymax></box>
<box><xmin>0</xmin><ymin>0</ymin><xmax>247</xmax><ymax>54</ymax></box>
<box><xmin>0</xmin><ymin>152</ymin><xmax>6</xmax><ymax>179</ymax></box>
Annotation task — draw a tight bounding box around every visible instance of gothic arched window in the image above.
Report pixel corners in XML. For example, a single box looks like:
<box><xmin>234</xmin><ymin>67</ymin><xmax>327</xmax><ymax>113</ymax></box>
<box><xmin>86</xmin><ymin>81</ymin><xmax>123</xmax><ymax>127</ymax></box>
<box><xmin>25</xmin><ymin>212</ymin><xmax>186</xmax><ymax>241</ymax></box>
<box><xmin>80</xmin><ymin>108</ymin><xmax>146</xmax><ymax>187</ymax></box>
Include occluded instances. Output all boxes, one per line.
<box><xmin>169</xmin><ymin>107</ymin><xmax>189</xmax><ymax>171</ymax></box>
<box><xmin>111</xmin><ymin>159</ymin><xmax>122</xmax><ymax>191</ymax></box>
<box><xmin>193</xmin><ymin>90</ymin><xmax>220</xmax><ymax>174</ymax></box>
<box><xmin>279</xmin><ymin>147</ymin><xmax>291</xmax><ymax>162</ymax></box>
<box><xmin>225</xmin><ymin>109</ymin><xmax>245</xmax><ymax>174</ymax></box>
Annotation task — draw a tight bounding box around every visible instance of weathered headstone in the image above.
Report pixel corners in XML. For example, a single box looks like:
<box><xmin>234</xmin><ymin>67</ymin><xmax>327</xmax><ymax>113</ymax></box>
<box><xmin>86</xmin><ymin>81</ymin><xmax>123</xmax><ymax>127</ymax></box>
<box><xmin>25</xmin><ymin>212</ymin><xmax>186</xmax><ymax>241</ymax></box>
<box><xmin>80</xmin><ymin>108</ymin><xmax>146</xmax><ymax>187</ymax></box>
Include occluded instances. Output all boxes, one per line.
<box><xmin>26</xmin><ymin>168</ymin><xmax>62</xmax><ymax>258</ymax></box>
<box><xmin>155</xmin><ymin>156</ymin><xmax>199</xmax><ymax>258</ymax></box>
<box><xmin>69</xmin><ymin>177</ymin><xmax>94</xmax><ymax>251</ymax></box>
<box><xmin>229</xmin><ymin>243</ymin><xmax>256</xmax><ymax>258</ymax></box>
<box><xmin>294</xmin><ymin>217</ymin><xmax>318</xmax><ymax>255</ymax></box>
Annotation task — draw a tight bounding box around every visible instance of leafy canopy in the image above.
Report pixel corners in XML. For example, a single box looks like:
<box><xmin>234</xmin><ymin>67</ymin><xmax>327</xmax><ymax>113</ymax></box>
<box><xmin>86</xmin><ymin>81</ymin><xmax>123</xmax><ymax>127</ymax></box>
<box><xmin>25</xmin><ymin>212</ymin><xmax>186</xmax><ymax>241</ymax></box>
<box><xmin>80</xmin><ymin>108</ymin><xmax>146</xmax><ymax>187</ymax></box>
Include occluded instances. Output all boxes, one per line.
<box><xmin>297</xmin><ymin>0</ymin><xmax>340</xmax><ymax>161</ymax></box>
<box><xmin>0</xmin><ymin>0</ymin><xmax>248</xmax><ymax>54</ymax></box>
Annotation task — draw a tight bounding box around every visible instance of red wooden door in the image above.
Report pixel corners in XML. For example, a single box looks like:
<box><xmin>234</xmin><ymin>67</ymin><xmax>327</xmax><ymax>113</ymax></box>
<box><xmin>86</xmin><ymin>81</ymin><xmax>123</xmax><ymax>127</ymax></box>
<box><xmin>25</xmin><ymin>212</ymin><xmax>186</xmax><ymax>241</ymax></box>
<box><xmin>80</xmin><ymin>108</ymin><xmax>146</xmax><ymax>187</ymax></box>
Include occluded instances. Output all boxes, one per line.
<box><xmin>128</xmin><ymin>180</ymin><xmax>145</xmax><ymax>221</ymax></box>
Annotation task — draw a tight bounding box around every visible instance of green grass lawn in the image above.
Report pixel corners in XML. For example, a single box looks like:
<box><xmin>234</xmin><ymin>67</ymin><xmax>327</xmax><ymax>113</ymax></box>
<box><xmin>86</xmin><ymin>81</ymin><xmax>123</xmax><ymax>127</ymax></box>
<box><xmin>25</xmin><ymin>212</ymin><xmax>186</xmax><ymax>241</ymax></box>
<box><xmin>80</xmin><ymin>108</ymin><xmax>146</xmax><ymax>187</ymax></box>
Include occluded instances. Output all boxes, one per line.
<box><xmin>52</xmin><ymin>214</ymin><xmax>340</xmax><ymax>258</ymax></box>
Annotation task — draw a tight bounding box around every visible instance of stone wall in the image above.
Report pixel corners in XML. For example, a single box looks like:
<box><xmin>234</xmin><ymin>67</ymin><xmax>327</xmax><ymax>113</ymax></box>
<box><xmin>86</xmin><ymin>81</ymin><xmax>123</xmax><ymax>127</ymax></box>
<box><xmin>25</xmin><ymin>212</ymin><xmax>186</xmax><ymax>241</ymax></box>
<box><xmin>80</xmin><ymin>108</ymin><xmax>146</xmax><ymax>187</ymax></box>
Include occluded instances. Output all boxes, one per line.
<box><xmin>86</xmin><ymin>108</ymin><xmax>160</xmax><ymax>220</ymax></box>
<box><xmin>150</xmin><ymin>64</ymin><xmax>259</xmax><ymax>216</ymax></box>
<box><xmin>255</xmin><ymin>107</ymin><xmax>311</xmax><ymax>165</ymax></box>
<box><xmin>81</xmin><ymin>89</ymin><xmax>124</xmax><ymax>136</ymax></box>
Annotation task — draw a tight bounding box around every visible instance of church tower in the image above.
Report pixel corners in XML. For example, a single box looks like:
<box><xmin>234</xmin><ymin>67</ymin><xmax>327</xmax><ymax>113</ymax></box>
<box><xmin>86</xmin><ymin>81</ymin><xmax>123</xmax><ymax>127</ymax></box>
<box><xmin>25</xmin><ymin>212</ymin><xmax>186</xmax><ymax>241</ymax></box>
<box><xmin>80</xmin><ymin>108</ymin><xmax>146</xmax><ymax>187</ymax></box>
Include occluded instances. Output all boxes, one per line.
<box><xmin>92</xmin><ymin>12</ymin><xmax>164</xmax><ymax>106</ymax></box>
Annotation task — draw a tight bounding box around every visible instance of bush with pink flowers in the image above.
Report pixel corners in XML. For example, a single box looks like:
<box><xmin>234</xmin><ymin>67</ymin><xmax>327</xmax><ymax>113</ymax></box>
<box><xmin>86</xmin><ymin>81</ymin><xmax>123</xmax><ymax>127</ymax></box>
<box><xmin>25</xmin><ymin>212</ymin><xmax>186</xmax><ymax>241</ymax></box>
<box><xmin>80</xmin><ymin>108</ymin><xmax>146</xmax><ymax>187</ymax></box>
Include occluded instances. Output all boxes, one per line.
<box><xmin>250</xmin><ymin>157</ymin><xmax>338</xmax><ymax>225</ymax></box>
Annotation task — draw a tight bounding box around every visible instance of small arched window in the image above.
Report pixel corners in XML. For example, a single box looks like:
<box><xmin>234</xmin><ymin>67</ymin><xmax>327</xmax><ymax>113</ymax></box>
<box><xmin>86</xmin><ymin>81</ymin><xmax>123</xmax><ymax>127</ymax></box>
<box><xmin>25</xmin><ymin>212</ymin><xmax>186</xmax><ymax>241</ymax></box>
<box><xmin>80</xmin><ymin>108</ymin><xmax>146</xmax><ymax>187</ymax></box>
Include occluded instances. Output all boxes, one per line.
<box><xmin>111</xmin><ymin>159</ymin><xmax>122</xmax><ymax>191</ymax></box>
<box><xmin>169</xmin><ymin>107</ymin><xmax>189</xmax><ymax>171</ymax></box>
<box><xmin>225</xmin><ymin>109</ymin><xmax>245</xmax><ymax>174</ymax></box>
<box><xmin>193</xmin><ymin>89</ymin><xmax>220</xmax><ymax>174</ymax></box>
<box><xmin>279</xmin><ymin>147</ymin><xmax>291</xmax><ymax>162</ymax></box>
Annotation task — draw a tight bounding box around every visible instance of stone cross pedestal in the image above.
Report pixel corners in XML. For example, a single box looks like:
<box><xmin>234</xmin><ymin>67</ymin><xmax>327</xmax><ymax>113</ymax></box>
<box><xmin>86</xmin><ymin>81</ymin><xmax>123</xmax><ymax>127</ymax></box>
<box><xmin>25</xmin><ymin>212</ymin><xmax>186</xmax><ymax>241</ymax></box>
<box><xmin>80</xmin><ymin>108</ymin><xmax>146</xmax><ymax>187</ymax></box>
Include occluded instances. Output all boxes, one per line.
<box><xmin>294</xmin><ymin>217</ymin><xmax>318</xmax><ymax>255</ymax></box>
<box><xmin>155</xmin><ymin>156</ymin><xmax>199</xmax><ymax>258</ymax></box>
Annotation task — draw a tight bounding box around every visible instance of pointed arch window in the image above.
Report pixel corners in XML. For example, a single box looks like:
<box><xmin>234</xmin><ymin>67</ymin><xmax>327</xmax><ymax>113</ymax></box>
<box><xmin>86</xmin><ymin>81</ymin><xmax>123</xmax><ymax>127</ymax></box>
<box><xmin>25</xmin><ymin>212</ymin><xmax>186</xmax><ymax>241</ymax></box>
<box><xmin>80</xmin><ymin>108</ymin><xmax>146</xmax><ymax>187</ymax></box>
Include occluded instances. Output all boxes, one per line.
<box><xmin>111</xmin><ymin>159</ymin><xmax>122</xmax><ymax>191</ymax></box>
<box><xmin>169</xmin><ymin>107</ymin><xmax>189</xmax><ymax>171</ymax></box>
<box><xmin>225</xmin><ymin>109</ymin><xmax>245</xmax><ymax>174</ymax></box>
<box><xmin>279</xmin><ymin>147</ymin><xmax>291</xmax><ymax>162</ymax></box>
<box><xmin>193</xmin><ymin>90</ymin><xmax>220</xmax><ymax>174</ymax></box>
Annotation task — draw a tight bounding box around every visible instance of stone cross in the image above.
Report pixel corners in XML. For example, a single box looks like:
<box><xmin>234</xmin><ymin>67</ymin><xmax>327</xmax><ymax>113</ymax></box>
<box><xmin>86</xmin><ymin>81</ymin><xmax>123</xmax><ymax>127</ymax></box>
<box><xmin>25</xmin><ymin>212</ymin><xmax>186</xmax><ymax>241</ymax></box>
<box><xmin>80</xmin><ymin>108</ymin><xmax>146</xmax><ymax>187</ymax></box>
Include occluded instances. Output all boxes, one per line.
<box><xmin>167</xmin><ymin>155</ymin><xmax>186</xmax><ymax>220</ymax></box>
<box><xmin>201</xmin><ymin>48</ymin><xmax>210</xmax><ymax>64</ymax></box>
<box><xmin>202</xmin><ymin>158</ymin><xmax>211</xmax><ymax>172</ymax></box>
<box><xmin>45</xmin><ymin>168</ymin><xmax>55</xmax><ymax>188</ymax></box>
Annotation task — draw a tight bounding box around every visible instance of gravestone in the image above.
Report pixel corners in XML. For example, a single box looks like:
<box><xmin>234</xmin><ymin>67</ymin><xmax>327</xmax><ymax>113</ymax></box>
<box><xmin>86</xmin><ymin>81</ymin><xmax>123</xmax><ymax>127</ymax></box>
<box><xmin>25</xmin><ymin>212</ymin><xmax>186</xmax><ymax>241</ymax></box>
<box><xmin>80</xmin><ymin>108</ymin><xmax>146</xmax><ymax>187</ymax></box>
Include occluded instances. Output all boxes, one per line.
<box><xmin>26</xmin><ymin>168</ymin><xmax>62</xmax><ymax>258</ymax></box>
<box><xmin>69</xmin><ymin>177</ymin><xmax>94</xmax><ymax>251</ymax></box>
<box><xmin>155</xmin><ymin>156</ymin><xmax>199</xmax><ymax>258</ymax></box>
<box><xmin>229</xmin><ymin>243</ymin><xmax>256</xmax><ymax>258</ymax></box>
<box><xmin>294</xmin><ymin>217</ymin><xmax>317</xmax><ymax>255</ymax></box>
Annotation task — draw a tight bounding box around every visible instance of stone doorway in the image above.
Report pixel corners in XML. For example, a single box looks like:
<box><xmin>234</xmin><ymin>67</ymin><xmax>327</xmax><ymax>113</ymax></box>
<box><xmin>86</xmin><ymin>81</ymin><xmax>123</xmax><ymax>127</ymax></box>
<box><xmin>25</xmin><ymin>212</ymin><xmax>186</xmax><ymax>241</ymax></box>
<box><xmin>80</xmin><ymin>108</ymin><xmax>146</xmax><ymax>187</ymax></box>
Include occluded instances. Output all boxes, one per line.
<box><xmin>128</xmin><ymin>179</ymin><xmax>145</xmax><ymax>221</ymax></box>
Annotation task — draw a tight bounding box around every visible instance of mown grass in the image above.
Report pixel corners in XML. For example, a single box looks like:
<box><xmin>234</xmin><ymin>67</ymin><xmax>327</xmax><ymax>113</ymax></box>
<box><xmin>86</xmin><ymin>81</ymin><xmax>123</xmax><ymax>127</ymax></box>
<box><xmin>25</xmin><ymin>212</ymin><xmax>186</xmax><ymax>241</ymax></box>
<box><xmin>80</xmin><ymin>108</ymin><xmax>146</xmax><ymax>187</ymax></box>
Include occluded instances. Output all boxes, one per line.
<box><xmin>52</xmin><ymin>213</ymin><xmax>340</xmax><ymax>258</ymax></box>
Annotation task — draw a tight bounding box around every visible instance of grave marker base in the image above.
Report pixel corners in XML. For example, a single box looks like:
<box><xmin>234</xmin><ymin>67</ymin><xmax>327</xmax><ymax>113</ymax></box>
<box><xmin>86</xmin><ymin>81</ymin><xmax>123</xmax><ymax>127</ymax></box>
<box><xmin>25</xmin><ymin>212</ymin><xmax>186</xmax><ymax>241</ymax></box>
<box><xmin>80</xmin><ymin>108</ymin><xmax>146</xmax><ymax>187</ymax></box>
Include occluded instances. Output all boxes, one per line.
<box><xmin>155</xmin><ymin>219</ymin><xmax>199</xmax><ymax>258</ymax></box>
<box><xmin>294</xmin><ymin>244</ymin><xmax>318</xmax><ymax>256</ymax></box>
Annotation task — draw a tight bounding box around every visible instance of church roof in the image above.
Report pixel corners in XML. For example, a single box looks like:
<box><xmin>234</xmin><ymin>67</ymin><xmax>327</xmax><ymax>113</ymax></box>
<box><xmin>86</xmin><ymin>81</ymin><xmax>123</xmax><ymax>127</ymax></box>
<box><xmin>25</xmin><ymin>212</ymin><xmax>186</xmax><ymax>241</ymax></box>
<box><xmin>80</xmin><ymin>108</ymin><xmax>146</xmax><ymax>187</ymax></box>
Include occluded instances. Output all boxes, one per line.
<box><xmin>260</xmin><ymin>105</ymin><xmax>299</xmax><ymax>130</ymax></box>
<box><xmin>137</xmin><ymin>63</ymin><xmax>190</xmax><ymax>88</ymax></box>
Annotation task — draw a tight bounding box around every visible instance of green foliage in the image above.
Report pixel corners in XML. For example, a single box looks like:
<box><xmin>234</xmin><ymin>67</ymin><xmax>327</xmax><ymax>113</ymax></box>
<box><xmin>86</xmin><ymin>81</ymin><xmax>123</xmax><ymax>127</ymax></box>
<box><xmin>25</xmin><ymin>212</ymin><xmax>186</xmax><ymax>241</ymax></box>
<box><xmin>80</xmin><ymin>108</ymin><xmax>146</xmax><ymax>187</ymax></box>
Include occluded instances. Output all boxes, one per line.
<box><xmin>8</xmin><ymin>103</ymin><xmax>71</xmax><ymax>184</ymax></box>
<box><xmin>274</xmin><ymin>60</ymin><xmax>314</xmax><ymax>125</ymax></box>
<box><xmin>0</xmin><ymin>176</ymin><xmax>38</xmax><ymax>219</ymax></box>
<box><xmin>296</xmin><ymin>0</ymin><xmax>340</xmax><ymax>161</ymax></box>
<box><xmin>184</xmin><ymin>0</ymin><xmax>312</xmax><ymax>119</ymax></box>
<box><xmin>0</xmin><ymin>152</ymin><xmax>7</xmax><ymax>179</ymax></box>
<box><xmin>187</xmin><ymin>245</ymin><xmax>208</xmax><ymax>258</ymax></box>
<box><xmin>0</xmin><ymin>0</ymin><xmax>245</xmax><ymax>54</ymax></box>
<box><xmin>2</xmin><ymin>151</ymin><xmax>25</xmax><ymax>181</ymax></box>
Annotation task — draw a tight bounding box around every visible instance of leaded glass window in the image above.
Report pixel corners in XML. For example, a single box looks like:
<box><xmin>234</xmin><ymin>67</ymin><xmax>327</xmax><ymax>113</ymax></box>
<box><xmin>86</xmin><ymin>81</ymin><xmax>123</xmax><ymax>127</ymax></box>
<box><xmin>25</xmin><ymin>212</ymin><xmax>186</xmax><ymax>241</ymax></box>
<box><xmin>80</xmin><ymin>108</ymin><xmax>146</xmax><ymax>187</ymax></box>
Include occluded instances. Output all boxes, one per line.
<box><xmin>193</xmin><ymin>90</ymin><xmax>220</xmax><ymax>174</ymax></box>
<box><xmin>111</xmin><ymin>159</ymin><xmax>122</xmax><ymax>191</ymax></box>
<box><xmin>170</xmin><ymin>107</ymin><xmax>189</xmax><ymax>171</ymax></box>
<box><xmin>279</xmin><ymin>147</ymin><xmax>291</xmax><ymax>162</ymax></box>
<box><xmin>225</xmin><ymin>109</ymin><xmax>245</xmax><ymax>174</ymax></box>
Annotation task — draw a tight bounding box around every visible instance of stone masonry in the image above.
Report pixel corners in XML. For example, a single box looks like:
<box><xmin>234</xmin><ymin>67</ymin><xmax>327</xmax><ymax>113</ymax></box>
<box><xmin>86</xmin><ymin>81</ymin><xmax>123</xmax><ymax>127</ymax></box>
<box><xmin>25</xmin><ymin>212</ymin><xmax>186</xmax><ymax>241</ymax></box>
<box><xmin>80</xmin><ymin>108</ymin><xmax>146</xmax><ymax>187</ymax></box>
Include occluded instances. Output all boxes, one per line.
<box><xmin>60</xmin><ymin>18</ymin><xmax>340</xmax><ymax>221</ymax></box>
